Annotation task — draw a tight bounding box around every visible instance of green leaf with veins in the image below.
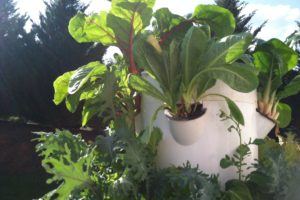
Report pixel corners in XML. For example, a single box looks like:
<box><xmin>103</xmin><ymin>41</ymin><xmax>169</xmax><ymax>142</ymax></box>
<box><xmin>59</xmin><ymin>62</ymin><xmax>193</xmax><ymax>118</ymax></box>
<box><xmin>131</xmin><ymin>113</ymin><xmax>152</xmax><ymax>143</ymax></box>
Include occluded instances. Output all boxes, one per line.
<box><xmin>192</xmin><ymin>4</ymin><xmax>235</xmax><ymax>38</ymax></box>
<box><xmin>189</xmin><ymin>63</ymin><xmax>258</xmax><ymax>96</ymax></box>
<box><xmin>53</xmin><ymin>71</ymin><xmax>75</xmax><ymax>105</ymax></box>
<box><xmin>153</xmin><ymin>7</ymin><xmax>191</xmax><ymax>46</ymax></box>
<box><xmin>34</xmin><ymin>130</ymin><xmax>93</xmax><ymax>200</ymax></box>
<box><xmin>68</xmin><ymin>12</ymin><xmax>116</xmax><ymax>45</ymax></box>
<box><xmin>68</xmin><ymin>61</ymin><xmax>107</xmax><ymax>95</ymax></box>
<box><xmin>198</xmin><ymin>32</ymin><xmax>253</xmax><ymax>69</ymax></box>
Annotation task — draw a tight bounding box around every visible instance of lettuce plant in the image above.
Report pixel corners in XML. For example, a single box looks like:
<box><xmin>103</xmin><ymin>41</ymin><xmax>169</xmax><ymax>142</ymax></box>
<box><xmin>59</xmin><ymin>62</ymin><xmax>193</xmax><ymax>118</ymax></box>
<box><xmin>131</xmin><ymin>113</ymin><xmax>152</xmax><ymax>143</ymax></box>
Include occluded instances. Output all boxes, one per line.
<box><xmin>254</xmin><ymin>39</ymin><xmax>299</xmax><ymax>128</ymax></box>
<box><xmin>129</xmin><ymin>5</ymin><xmax>258</xmax><ymax>121</ymax></box>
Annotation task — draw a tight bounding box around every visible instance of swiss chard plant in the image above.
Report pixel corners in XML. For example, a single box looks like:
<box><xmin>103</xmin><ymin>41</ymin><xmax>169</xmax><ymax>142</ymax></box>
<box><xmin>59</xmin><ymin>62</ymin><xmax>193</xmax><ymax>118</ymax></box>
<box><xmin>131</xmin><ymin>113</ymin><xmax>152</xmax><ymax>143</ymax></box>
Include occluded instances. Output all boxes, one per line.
<box><xmin>129</xmin><ymin>5</ymin><xmax>258</xmax><ymax>121</ymax></box>
<box><xmin>53</xmin><ymin>0</ymin><xmax>158</xmax><ymax>128</ymax></box>
<box><xmin>254</xmin><ymin>38</ymin><xmax>299</xmax><ymax>128</ymax></box>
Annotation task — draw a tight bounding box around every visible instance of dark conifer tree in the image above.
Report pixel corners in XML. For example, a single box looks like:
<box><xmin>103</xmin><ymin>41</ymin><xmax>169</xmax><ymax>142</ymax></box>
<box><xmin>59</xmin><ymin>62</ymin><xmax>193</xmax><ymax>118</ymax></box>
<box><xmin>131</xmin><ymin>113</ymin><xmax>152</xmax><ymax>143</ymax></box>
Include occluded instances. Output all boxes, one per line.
<box><xmin>0</xmin><ymin>0</ymin><xmax>107</xmax><ymax>127</ymax></box>
<box><xmin>25</xmin><ymin>0</ymin><xmax>107</xmax><ymax>126</ymax></box>
<box><xmin>215</xmin><ymin>0</ymin><xmax>267</xmax><ymax>37</ymax></box>
<box><xmin>0</xmin><ymin>0</ymin><xmax>35</xmax><ymax>117</ymax></box>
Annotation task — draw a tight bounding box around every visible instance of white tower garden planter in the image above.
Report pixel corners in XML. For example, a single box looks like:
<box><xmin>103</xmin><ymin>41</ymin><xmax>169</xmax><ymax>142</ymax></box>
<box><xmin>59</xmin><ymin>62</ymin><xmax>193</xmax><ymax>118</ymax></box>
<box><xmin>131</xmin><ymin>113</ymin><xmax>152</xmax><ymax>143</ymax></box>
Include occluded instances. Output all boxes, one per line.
<box><xmin>137</xmin><ymin>74</ymin><xmax>275</xmax><ymax>183</ymax></box>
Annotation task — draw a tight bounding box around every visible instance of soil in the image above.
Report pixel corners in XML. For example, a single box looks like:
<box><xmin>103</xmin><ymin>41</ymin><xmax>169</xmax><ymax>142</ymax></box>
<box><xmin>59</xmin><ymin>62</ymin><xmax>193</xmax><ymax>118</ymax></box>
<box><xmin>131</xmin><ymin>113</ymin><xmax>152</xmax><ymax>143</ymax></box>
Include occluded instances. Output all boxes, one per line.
<box><xmin>166</xmin><ymin>103</ymin><xmax>207</xmax><ymax>121</ymax></box>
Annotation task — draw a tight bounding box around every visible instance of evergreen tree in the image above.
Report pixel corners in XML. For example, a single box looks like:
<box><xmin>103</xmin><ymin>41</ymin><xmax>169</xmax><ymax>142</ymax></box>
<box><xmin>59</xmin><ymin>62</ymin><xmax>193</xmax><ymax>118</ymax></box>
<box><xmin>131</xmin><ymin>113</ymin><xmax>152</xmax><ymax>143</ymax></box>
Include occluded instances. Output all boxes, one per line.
<box><xmin>0</xmin><ymin>0</ymin><xmax>35</xmax><ymax>117</ymax></box>
<box><xmin>0</xmin><ymin>0</ymin><xmax>107</xmax><ymax>127</ymax></box>
<box><xmin>25</xmin><ymin>0</ymin><xmax>107</xmax><ymax>126</ymax></box>
<box><xmin>215</xmin><ymin>0</ymin><xmax>267</xmax><ymax>37</ymax></box>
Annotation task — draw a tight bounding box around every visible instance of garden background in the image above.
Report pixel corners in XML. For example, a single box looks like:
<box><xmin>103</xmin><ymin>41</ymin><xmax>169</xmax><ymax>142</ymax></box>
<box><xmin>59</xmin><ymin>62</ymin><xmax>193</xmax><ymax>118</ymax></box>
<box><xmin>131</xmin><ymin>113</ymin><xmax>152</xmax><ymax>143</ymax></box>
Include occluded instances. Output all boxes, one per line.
<box><xmin>0</xmin><ymin>0</ymin><xmax>299</xmax><ymax>199</ymax></box>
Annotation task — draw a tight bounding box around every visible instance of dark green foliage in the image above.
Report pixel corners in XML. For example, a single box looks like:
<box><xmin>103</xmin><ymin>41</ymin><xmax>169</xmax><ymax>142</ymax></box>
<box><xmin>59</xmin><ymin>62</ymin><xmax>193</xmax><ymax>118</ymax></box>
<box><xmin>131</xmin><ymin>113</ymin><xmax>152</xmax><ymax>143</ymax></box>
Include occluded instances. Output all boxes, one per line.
<box><xmin>0</xmin><ymin>0</ymin><xmax>34</xmax><ymax>116</ymax></box>
<box><xmin>53</xmin><ymin>55</ymin><xmax>136</xmax><ymax>127</ymax></box>
<box><xmin>149</xmin><ymin>163</ymin><xmax>221</xmax><ymax>200</ymax></box>
<box><xmin>247</xmin><ymin>135</ymin><xmax>300</xmax><ymax>200</ymax></box>
<box><xmin>35</xmin><ymin>118</ymin><xmax>163</xmax><ymax>199</ymax></box>
<box><xmin>0</xmin><ymin>0</ymin><xmax>107</xmax><ymax>127</ymax></box>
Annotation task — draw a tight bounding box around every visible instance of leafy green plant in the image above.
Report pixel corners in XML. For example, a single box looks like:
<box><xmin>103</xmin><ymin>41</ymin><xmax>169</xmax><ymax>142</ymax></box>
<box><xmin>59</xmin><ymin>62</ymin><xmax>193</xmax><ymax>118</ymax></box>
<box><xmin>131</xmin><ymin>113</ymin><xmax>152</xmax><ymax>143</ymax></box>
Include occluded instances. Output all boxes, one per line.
<box><xmin>52</xmin><ymin>0</ymin><xmax>158</xmax><ymax>128</ymax></box>
<box><xmin>218</xmin><ymin>109</ymin><xmax>300</xmax><ymax>200</ymax></box>
<box><xmin>35</xmin><ymin>118</ymin><xmax>162</xmax><ymax>200</ymax></box>
<box><xmin>35</xmin><ymin>1</ymin><xmax>300</xmax><ymax>199</ymax></box>
<box><xmin>129</xmin><ymin>5</ymin><xmax>258</xmax><ymax>120</ymax></box>
<box><xmin>247</xmin><ymin>134</ymin><xmax>300</xmax><ymax>200</ymax></box>
<box><xmin>254</xmin><ymin>38</ymin><xmax>299</xmax><ymax>128</ymax></box>
<box><xmin>53</xmin><ymin>55</ymin><xmax>137</xmax><ymax>128</ymax></box>
<box><xmin>149</xmin><ymin>162</ymin><xmax>222</xmax><ymax>200</ymax></box>
<box><xmin>219</xmin><ymin>110</ymin><xmax>252</xmax><ymax>181</ymax></box>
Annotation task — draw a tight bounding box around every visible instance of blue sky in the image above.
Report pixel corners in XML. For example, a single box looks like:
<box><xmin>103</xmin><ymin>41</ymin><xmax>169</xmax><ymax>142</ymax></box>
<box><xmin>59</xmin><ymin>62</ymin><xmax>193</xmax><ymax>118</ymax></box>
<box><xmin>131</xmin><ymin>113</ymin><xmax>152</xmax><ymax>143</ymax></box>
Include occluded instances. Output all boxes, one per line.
<box><xmin>17</xmin><ymin>0</ymin><xmax>300</xmax><ymax>41</ymax></box>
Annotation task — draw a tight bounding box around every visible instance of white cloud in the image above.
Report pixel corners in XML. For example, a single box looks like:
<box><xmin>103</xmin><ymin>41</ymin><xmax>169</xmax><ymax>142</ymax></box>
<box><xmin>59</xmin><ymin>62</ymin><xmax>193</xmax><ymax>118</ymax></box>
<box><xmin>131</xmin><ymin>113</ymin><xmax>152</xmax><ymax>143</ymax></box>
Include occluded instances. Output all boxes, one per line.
<box><xmin>242</xmin><ymin>4</ymin><xmax>300</xmax><ymax>40</ymax></box>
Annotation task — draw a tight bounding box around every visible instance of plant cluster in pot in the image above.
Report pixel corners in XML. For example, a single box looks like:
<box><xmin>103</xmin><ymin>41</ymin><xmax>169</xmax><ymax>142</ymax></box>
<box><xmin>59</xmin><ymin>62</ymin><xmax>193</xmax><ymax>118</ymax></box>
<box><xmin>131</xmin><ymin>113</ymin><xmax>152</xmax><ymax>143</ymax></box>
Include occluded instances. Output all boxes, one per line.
<box><xmin>253</xmin><ymin>38</ymin><xmax>299</xmax><ymax>138</ymax></box>
<box><xmin>130</xmin><ymin>5</ymin><xmax>258</xmax><ymax>146</ymax></box>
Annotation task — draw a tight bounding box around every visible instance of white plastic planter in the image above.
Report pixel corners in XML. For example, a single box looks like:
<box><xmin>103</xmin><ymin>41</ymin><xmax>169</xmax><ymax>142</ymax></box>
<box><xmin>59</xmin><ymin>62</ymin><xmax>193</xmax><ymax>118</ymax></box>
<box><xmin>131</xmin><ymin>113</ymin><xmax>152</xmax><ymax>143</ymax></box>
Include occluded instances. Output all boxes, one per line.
<box><xmin>256</xmin><ymin>112</ymin><xmax>276</xmax><ymax>139</ymax></box>
<box><xmin>137</xmin><ymin>74</ymin><xmax>274</xmax><ymax>184</ymax></box>
<box><xmin>165</xmin><ymin>110</ymin><xmax>206</xmax><ymax>145</ymax></box>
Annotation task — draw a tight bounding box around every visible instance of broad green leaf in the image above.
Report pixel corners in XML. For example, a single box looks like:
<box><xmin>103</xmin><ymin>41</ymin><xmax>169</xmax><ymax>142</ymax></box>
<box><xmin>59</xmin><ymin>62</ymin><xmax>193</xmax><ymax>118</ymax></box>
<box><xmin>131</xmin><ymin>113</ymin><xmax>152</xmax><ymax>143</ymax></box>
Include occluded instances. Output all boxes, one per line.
<box><xmin>195</xmin><ymin>78</ymin><xmax>216</xmax><ymax>98</ymax></box>
<box><xmin>277</xmin><ymin>103</ymin><xmax>292</xmax><ymax>128</ymax></box>
<box><xmin>68</xmin><ymin>61</ymin><xmax>107</xmax><ymax>94</ymax></box>
<box><xmin>189</xmin><ymin>63</ymin><xmax>258</xmax><ymax>95</ymax></box>
<box><xmin>200</xmin><ymin>32</ymin><xmax>253</xmax><ymax>69</ymax></box>
<box><xmin>154</xmin><ymin>8</ymin><xmax>186</xmax><ymax>33</ymax></box>
<box><xmin>82</xmin><ymin>101</ymin><xmax>99</xmax><ymax>126</ymax></box>
<box><xmin>53</xmin><ymin>71</ymin><xmax>74</xmax><ymax>105</ymax></box>
<box><xmin>129</xmin><ymin>75</ymin><xmax>166</xmax><ymax>103</ymax></box>
<box><xmin>223</xmin><ymin>95</ymin><xmax>245</xmax><ymax>125</ymax></box>
<box><xmin>254</xmin><ymin>38</ymin><xmax>298</xmax><ymax>78</ymax></box>
<box><xmin>112</xmin><ymin>0</ymin><xmax>155</xmax><ymax>8</ymax></box>
<box><xmin>133</xmin><ymin>33</ymin><xmax>160</xmax><ymax>75</ymax></box>
<box><xmin>134</xmin><ymin>34</ymin><xmax>181</xmax><ymax>94</ymax></box>
<box><xmin>180</xmin><ymin>26</ymin><xmax>210</xmax><ymax>85</ymax></box>
<box><xmin>65</xmin><ymin>92</ymin><xmax>81</xmax><ymax>113</ymax></box>
<box><xmin>107</xmin><ymin>1</ymin><xmax>154</xmax><ymax>55</ymax></box>
<box><xmin>68</xmin><ymin>12</ymin><xmax>116</xmax><ymax>45</ymax></box>
<box><xmin>277</xmin><ymin>75</ymin><xmax>300</xmax><ymax>100</ymax></box>
<box><xmin>224</xmin><ymin>180</ymin><xmax>253</xmax><ymax>200</ymax></box>
<box><xmin>153</xmin><ymin>8</ymin><xmax>191</xmax><ymax>45</ymax></box>
<box><xmin>110</xmin><ymin>2</ymin><xmax>153</xmax><ymax>28</ymax></box>
<box><xmin>192</xmin><ymin>5</ymin><xmax>235</xmax><ymax>38</ymax></box>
